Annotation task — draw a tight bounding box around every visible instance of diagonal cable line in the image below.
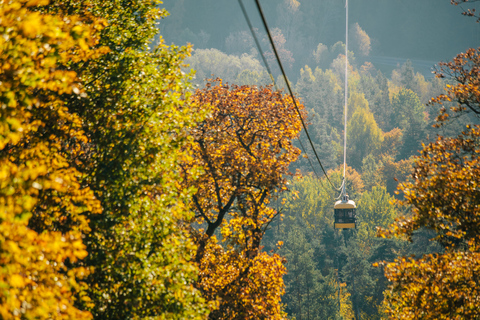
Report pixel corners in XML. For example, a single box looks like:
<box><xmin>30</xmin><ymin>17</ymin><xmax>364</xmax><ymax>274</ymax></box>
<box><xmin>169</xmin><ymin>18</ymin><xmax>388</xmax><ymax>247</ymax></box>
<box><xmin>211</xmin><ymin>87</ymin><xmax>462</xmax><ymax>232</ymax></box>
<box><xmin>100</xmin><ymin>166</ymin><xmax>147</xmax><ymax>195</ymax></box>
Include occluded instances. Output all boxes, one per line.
<box><xmin>238</xmin><ymin>0</ymin><xmax>323</xmax><ymax>183</ymax></box>
<box><xmin>252</xmin><ymin>0</ymin><xmax>341</xmax><ymax>191</ymax></box>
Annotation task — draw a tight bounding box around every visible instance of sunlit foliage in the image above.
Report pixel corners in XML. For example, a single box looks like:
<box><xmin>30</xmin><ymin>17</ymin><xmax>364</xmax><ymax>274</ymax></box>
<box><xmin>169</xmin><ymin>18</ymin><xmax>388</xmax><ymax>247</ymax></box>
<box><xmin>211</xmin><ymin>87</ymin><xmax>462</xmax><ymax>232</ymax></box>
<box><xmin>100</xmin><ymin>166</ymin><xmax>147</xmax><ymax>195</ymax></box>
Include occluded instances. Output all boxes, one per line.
<box><xmin>184</xmin><ymin>79</ymin><xmax>304</xmax><ymax>319</ymax></box>
<box><xmin>52</xmin><ymin>0</ymin><xmax>211</xmax><ymax>316</ymax></box>
<box><xmin>0</xmin><ymin>0</ymin><xmax>105</xmax><ymax>317</ymax></box>
<box><xmin>432</xmin><ymin>47</ymin><xmax>480</xmax><ymax>123</ymax></box>
<box><xmin>380</xmin><ymin>46</ymin><xmax>480</xmax><ymax>318</ymax></box>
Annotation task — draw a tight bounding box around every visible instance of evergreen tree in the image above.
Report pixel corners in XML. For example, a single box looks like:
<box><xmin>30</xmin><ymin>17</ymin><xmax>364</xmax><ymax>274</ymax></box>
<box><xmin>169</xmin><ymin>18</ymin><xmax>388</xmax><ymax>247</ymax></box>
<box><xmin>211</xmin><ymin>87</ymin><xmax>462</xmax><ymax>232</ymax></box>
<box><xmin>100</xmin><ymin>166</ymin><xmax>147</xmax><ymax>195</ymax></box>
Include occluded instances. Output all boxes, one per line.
<box><xmin>342</xmin><ymin>234</ymin><xmax>376</xmax><ymax>320</ymax></box>
<box><xmin>390</xmin><ymin>88</ymin><xmax>427</xmax><ymax>160</ymax></box>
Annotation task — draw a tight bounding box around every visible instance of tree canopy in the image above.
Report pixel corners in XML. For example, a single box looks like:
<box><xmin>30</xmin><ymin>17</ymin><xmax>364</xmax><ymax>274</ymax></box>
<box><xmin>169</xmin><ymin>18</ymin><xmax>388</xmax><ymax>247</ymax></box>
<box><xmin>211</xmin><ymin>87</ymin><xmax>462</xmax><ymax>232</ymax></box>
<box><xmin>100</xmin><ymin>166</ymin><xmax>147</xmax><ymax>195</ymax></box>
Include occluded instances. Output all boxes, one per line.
<box><xmin>183</xmin><ymin>79</ymin><xmax>304</xmax><ymax>319</ymax></box>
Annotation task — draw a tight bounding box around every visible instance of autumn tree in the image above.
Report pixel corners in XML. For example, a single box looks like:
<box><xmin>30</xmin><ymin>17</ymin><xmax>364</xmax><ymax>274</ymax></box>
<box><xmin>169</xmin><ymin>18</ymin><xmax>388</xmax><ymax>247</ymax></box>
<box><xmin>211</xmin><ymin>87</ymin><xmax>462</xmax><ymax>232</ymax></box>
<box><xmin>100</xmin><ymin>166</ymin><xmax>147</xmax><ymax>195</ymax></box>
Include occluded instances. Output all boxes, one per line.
<box><xmin>350</xmin><ymin>23</ymin><xmax>371</xmax><ymax>57</ymax></box>
<box><xmin>347</xmin><ymin>98</ymin><xmax>383</xmax><ymax>170</ymax></box>
<box><xmin>380</xmin><ymin>40</ymin><xmax>480</xmax><ymax>318</ymax></box>
<box><xmin>183</xmin><ymin>79</ymin><xmax>305</xmax><ymax>319</ymax></box>
<box><xmin>380</xmin><ymin>126</ymin><xmax>480</xmax><ymax>319</ymax></box>
<box><xmin>451</xmin><ymin>0</ymin><xmax>480</xmax><ymax>22</ymax></box>
<box><xmin>432</xmin><ymin>47</ymin><xmax>480</xmax><ymax>122</ymax></box>
<box><xmin>0</xmin><ymin>0</ymin><xmax>105</xmax><ymax>318</ymax></box>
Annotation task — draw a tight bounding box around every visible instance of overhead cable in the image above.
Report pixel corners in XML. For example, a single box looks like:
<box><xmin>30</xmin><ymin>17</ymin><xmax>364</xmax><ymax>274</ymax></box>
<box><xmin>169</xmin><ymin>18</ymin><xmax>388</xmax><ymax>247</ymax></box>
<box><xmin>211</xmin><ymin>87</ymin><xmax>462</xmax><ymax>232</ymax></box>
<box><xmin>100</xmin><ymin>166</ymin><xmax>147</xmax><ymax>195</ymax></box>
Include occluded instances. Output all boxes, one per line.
<box><xmin>252</xmin><ymin>0</ymin><xmax>340</xmax><ymax>191</ymax></box>
<box><xmin>238</xmin><ymin>0</ymin><xmax>323</xmax><ymax>183</ymax></box>
<box><xmin>343</xmin><ymin>0</ymin><xmax>348</xmax><ymax>180</ymax></box>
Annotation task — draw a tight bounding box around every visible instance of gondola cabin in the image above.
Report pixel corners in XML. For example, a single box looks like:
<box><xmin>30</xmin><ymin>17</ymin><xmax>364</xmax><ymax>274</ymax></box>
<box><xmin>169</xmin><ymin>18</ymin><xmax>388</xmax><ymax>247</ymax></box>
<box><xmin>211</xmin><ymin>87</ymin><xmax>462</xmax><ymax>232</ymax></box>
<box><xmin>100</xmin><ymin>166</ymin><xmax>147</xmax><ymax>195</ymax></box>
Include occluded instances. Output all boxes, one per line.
<box><xmin>334</xmin><ymin>195</ymin><xmax>356</xmax><ymax>229</ymax></box>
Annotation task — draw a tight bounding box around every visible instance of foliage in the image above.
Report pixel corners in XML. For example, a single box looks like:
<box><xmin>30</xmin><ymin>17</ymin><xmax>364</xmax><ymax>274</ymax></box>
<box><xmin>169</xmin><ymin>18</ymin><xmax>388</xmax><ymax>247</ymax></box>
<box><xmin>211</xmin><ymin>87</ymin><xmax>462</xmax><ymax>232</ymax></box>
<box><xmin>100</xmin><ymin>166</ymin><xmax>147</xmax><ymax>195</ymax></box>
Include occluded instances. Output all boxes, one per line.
<box><xmin>358</xmin><ymin>186</ymin><xmax>397</xmax><ymax>237</ymax></box>
<box><xmin>379</xmin><ymin>128</ymin><xmax>403</xmax><ymax>159</ymax></box>
<box><xmin>268</xmin><ymin>175</ymin><xmax>347</xmax><ymax>320</ymax></box>
<box><xmin>0</xmin><ymin>0</ymin><xmax>106</xmax><ymax>317</ymax></box>
<box><xmin>184</xmin><ymin>79</ymin><xmax>304</xmax><ymax>319</ymax></box>
<box><xmin>275</xmin><ymin>0</ymin><xmax>301</xmax><ymax>44</ymax></box>
<box><xmin>348</xmin><ymin>92</ymin><xmax>370</xmax><ymax>120</ymax></box>
<box><xmin>295</xmin><ymin>66</ymin><xmax>343</xmax><ymax>129</ymax></box>
<box><xmin>380</xmin><ymin>32</ymin><xmax>480</xmax><ymax>317</ymax></box>
<box><xmin>451</xmin><ymin>0</ymin><xmax>480</xmax><ymax>22</ymax></box>
<box><xmin>367</xmin><ymin>71</ymin><xmax>392</xmax><ymax>131</ymax></box>
<box><xmin>361</xmin><ymin>154</ymin><xmax>384</xmax><ymax>191</ymax></box>
<box><xmin>282</xmin><ymin>175</ymin><xmax>333</xmax><ymax>230</ymax></box>
<box><xmin>342</xmin><ymin>236</ymin><xmax>376</xmax><ymax>320</ymax></box>
<box><xmin>347</xmin><ymin>101</ymin><xmax>383</xmax><ymax>170</ymax></box>
<box><xmin>263</xmin><ymin>28</ymin><xmax>295</xmax><ymax>71</ymax></box>
<box><xmin>31</xmin><ymin>0</ymin><xmax>210</xmax><ymax>318</ymax></box>
<box><xmin>4</xmin><ymin>0</ymin><xmax>462</xmax><ymax>318</ymax></box>
<box><xmin>312</xmin><ymin>43</ymin><xmax>329</xmax><ymax>66</ymax></box>
<box><xmin>280</xmin><ymin>225</ymin><xmax>339</xmax><ymax>320</ymax></box>
<box><xmin>385</xmin><ymin>126</ymin><xmax>480</xmax><ymax>246</ymax></box>
<box><xmin>198</xmin><ymin>236</ymin><xmax>287</xmax><ymax>320</ymax></box>
<box><xmin>225</xmin><ymin>30</ymin><xmax>256</xmax><ymax>57</ymax></box>
<box><xmin>186</xmin><ymin>48</ymin><xmax>267</xmax><ymax>86</ymax></box>
<box><xmin>390</xmin><ymin>88</ymin><xmax>424</xmax><ymax>132</ymax></box>
<box><xmin>351</xmin><ymin>23</ymin><xmax>371</xmax><ymax>57</ymax></box>
<box><xmin>432</xmin><ymin>47</ymin><xmax>480</xmax><ymax>123</ymax></box>
<box><xmin>378</xmin><ymin>155</ymin><xmax>413</xmax><ymax>197</ymax></box>
<box><xmin>382</xmin><ymin>248</ymin><xmax>480</xmax><ymax>319</ymax></box>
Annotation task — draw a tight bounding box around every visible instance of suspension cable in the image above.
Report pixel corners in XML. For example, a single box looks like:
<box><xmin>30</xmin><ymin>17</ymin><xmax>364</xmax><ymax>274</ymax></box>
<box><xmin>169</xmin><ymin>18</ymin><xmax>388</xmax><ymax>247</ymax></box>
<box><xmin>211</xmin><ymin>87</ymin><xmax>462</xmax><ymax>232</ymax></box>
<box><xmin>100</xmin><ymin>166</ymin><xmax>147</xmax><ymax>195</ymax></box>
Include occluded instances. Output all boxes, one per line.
<box><xmin>252</xmin><ymin>0</ymin><xmax>341</xmax><ymax>191</ymax></box>
<box><xmin>344</xmin><ymin>0</ymin><xmax>348</xmax><ymax>182</ymax></box>
<box><xmin>238</xmin><ymin>0</ymin><xmax>323</xmax><ymax>183</ymax></box>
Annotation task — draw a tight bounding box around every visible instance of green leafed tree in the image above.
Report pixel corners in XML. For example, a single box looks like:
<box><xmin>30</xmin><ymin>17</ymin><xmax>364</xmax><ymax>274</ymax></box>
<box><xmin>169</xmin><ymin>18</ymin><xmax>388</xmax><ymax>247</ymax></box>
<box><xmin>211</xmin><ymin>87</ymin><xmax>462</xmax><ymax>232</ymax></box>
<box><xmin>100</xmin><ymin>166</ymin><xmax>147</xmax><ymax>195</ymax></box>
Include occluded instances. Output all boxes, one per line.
<box><xmin>281</xmin><ymin>225</ymin><xmax>340</xmax><ymax>320</ymax></box>
<box><xmin>32</xmin><ymin>0</ymin><xmax>211</xmax><ymax>318</ymax></box>
<box><xmin>390</xmin><ymin>88</ymin><xmax>427</xmax><ymax>160</ymax></box>
<box><xmin>357</xmin><ymin>186</ymin><xmax>397</xmax><ymax>237</ymax></box>
<box><xmin>342</xmin><ymin>237</ymin><xmax>376</xmax><ymax>320</ymax></box>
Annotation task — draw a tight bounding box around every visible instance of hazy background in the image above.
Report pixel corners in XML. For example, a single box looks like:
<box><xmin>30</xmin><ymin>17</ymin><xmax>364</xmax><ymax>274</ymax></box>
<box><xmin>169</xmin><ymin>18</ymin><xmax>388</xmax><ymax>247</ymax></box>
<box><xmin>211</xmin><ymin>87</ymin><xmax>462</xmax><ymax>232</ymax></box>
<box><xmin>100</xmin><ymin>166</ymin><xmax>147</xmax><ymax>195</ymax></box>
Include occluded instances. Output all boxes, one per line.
<box><xmin>158</xmin><ymin>0</ymin><xmax>479</xmax><ymax>79</ymax></box>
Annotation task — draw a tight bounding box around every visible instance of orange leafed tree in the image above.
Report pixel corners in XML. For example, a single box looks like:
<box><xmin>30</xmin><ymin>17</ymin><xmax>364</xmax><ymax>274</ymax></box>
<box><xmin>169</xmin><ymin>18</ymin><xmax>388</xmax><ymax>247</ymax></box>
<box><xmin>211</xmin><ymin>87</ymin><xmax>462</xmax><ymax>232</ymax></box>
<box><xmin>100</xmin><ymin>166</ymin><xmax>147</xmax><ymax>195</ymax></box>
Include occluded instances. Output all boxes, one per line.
<box><xmin>380</xmin><ymin>128</ymin><xmax>480</xmax><ymax>319</ymax></box>
<box><xmin>379</xmin><ymin>44</ymin><xmax>480</xmax><ymax>318</ymax></box>
<box><xmin>183</xmin><ymin>79</ymin><xmax>304</xmax><ymax>319</ymax></box>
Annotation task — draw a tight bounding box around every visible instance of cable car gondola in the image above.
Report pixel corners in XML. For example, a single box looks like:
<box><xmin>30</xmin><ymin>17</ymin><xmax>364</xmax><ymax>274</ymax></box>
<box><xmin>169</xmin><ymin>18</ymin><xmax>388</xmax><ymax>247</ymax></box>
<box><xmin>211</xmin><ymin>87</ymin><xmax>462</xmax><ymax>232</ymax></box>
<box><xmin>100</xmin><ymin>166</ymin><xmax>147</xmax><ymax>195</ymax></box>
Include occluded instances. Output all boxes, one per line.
<box><xmin>333</xmin><ymin>0</ymin><xmax>357</xmax><ymax>230</ymax></box>
<box><xmin>334</xmin><ymin>194</ymin><xmax>356</xmax><ymax>229</ymax></box>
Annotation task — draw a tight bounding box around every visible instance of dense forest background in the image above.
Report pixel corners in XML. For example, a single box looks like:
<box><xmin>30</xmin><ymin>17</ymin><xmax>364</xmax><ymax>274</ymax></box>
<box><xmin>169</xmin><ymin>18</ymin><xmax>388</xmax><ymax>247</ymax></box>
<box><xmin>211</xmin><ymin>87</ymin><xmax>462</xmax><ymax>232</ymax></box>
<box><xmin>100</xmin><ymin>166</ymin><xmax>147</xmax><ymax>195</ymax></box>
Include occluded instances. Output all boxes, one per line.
<box><xmin>157</xmin><ymin>1</ymin><xmax>480</xmax><ymax>319</ymax></box>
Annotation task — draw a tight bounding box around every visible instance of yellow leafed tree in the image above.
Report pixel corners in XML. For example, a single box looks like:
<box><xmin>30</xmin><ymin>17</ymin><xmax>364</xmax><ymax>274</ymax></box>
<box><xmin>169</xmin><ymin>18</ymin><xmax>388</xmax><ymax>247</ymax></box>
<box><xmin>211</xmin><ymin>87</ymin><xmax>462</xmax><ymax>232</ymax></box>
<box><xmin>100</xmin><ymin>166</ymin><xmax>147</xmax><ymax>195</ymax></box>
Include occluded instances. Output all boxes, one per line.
<box><xmin>0</xmin><ymin>0</ymin><xmax>106</xmax><ymax>318</ymax></box>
